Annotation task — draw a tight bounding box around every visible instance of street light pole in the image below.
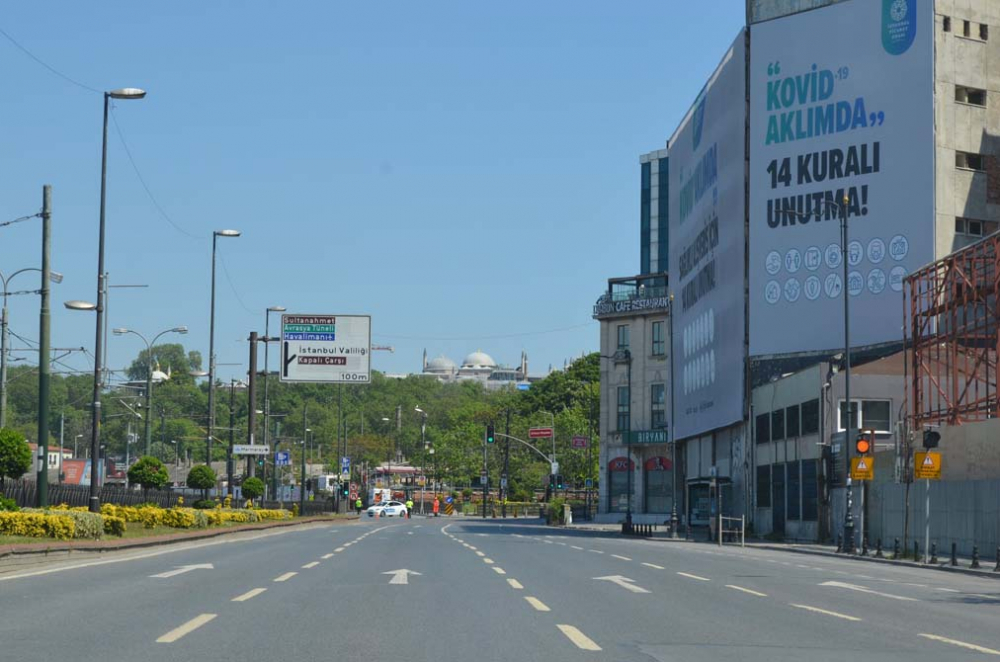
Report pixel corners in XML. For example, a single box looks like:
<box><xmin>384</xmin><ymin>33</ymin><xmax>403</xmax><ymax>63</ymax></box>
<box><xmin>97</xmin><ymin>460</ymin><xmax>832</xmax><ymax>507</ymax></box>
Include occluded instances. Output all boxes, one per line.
<box><xmin>207</xmin><ymin>229</ymin><xmax>240</xmax><ymax>466</ymax></box>
<box><xmin>262</xmin><ymin>306</ymin><xmax>285</xmax><ymax>492</ymax></box>
<box><xmin>36</xmin><ymin>186</ymin><xmax>52</xmax><ymax>508</ymax></box>
<box><xmin>669</xmin><ymin>293</ymin><xmax>679</xmax><ymax>538</ymax></box>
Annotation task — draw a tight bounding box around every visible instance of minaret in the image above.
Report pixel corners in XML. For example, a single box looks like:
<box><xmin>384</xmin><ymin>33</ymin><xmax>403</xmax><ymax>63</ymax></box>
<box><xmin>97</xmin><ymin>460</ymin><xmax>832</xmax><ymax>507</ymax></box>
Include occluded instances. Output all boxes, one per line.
<box><xmin>422</xmin><ymin>348</ymin><xmax>428</xmax><ymax>371</ymax></box>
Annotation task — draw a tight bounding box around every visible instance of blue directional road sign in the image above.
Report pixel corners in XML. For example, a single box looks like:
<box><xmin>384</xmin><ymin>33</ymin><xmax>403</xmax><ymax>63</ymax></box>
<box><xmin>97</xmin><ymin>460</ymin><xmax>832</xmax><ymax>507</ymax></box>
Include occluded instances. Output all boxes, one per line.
<box><xmin>341</xmin><ymin>456</ymin><xmax>351</xmax><ymax>475</ymax></box>
<box><xmin>275</xmin><ymin>451</ymin><xmax>291</xmax><ymax>466</ymax></box>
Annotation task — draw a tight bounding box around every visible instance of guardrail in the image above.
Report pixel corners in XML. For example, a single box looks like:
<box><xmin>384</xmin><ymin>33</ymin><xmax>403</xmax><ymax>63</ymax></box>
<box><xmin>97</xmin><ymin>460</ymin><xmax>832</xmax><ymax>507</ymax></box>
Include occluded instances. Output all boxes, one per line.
<box><xmin>718</xmin><ymin>515</ymin><xmax>745</xmax><ymax>547</ymax></box>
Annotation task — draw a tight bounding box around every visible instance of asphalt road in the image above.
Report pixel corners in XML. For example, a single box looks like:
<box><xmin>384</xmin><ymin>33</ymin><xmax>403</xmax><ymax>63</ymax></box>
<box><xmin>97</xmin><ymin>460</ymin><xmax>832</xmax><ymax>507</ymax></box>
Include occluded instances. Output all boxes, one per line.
<box><xmin>3</xmin><ymin>516</ymin><xmax>1000</xmax><ymax>661</ymax></box>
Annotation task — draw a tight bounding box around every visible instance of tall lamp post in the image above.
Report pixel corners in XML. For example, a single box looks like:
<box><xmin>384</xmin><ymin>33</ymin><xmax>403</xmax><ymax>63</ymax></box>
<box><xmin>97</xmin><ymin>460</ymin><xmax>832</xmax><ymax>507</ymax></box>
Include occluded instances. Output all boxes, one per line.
<box><xmin>415</xmin><ymin>406</ymin><xmax>427</xmax><ymax>514</ymax></box>
<box><xmin>206</xmin><ymin>229</ymin><xmax>241</xmax><ymax>466</ymax></box>
<box><xmin>779</xmin><ymin>196</ymin><xmax>854</xmax><ymax>550</ymax></box>
<box><xmin>262</xmin><ymin>305</ymin><xmax>285</xmax><ymax>483</ymax></box>
<box><xmin>668</xmin><ymin>292</ymin><xmax>679</xmax><ymax>538</ymax></box>
<box><xmin>112</xmin><ymin>326</ymin><xmax>187</xmax><ymax>456</ymax></box>
<box><xmin>69</xmin><ymin>87</ymin><xmax>147</xmax><ymax>513</ymax></box>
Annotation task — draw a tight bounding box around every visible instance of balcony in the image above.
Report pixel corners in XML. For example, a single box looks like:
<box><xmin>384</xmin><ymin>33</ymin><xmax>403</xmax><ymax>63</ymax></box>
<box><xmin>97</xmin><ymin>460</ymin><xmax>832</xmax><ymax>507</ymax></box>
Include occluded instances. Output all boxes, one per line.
<box><xmin>593</xmin><ymin>273</ymin><xmax>671</xmax><ymax>319</ymax></box>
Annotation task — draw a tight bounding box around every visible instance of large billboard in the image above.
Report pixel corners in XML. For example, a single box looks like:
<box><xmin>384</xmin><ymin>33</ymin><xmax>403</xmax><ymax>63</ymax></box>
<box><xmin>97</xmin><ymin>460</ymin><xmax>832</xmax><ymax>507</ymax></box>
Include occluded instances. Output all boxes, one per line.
<box><xmin>280</xmin><ymin>314</ymin><xmax>371</xmax><ymax>383</ymax></box>
<box><xmin>669</xmin><ymin>30</ymin><xmax>747</xmax><ymax>440</ymax></box>
<box><xmin>749</xmin><ymin>0</ymin><xmax>934</xmax><ymax>355</ymax></box>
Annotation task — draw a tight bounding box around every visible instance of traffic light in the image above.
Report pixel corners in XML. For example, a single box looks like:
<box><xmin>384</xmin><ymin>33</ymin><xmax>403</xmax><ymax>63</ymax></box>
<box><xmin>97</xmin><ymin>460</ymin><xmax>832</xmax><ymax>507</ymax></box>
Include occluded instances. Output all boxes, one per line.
<box><xmin>342</xmin><ymin>482</ymin><xmax>349</xmax><ymax>497</ymax></box>
<box><xmin>486</xmin><ymin>424</ymin><xmax>495</xmax><ymax>444</ymax></box>
<box><xmin>548</xmin><ymin>474</ymin><xmax>556</xmax><ymax>490</ymax></box>
<box><xmin>556</xmin><ymin>474</ymin><xmax>564</xmax><ymax>490</ymax></box>
<box><xmin>855</xmin><ymin>431</ymin><xmax>872</xmax><ymax>456</ymax></box>
<box><xmin>923</xmin><ymin>429</ymin><xmax>941</xmax><ymax>449</ymax></box>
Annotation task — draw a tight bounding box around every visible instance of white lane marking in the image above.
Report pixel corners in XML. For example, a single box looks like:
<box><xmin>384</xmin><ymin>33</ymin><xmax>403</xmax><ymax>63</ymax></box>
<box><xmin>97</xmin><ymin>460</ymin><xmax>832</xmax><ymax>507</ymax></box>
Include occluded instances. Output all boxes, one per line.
<box><xmin>796</xmin><ymin>564</ymin><xmax>811</xmax><ymax>569</ymax></box>
<box><xmin>611</xmin><ymin>554</ymin><xmax>632</xmax><ymax>561</ymax></box>
<box><xmin>919</xmin><ymin>633</ymin><xmax>1000</xmax><ymax>656</ymax></box>
<box><xmin>557</xmin><ymin>624</ymin><xmax>602</xmax><ymax>651</ymax></box>
<box><xmin>492</xmin><ymin>567</ymin><xmax>506</xmax><ymax>575</ymax></box>
<box><xmin>726</xmin><ymin>585</ymin><xmax>767</xmax><ymax>597</ymax></box>
<box><xmin>479</xmin><ymin>533</ymin><xmax>488</xmax><ymax>537</ymax></box>
<box><xmin>588</xmin><ymin>549</ymin><xmax>604</xmax><ymax>555</ymax></box>
<box><xmin>594</xmin><ymin>575</ymin><xmax>651</xmax><ymax>594</ymax></box>
<box><xmin>321</xmin><ymin>553</ymin><xmax>334</xmax><ymax>559</ymax></box>
<box><xmin>302</xmin><ymin>562</ymin><xmax>320</xmax><ymax>569</ymax></box>
<box><xmin>571</xmin><ymin>545</ymin><xmax>584</xmax><ymax>550</ymax></box>
<box><xmin>525</xmin><ymin>596</ymin><xmax>551</xmax><ymax>612</ymax></box>
<box><xmin>969</xmin><ymin>594</ymin><xmax>1000</xmax><ymax>601</ymax></box>
<box><xmin>642</xmin><ymin>562</ymin><xmax>665</xmax><ymax>570</ymax></box>
<box><xmin>507</xmin><ymin>578</ymin><xmax>523</xmax><ymax>589</ymax></box>
<box><xmin>475</xmin><ymin>551</ymin><xmax>485</xmax><ymax>557</ymax></box>
<box><xmin>790</xmin><ymin>604</ymin><xmax>860</xmax><ymax>622</ymax></box>
<box><xmin>232</xmin><ymin>588</ymin><xmax>267</xmax><ymax>602</ymax></box>
<box><xmin>407</xmin><ymin>532</ymin><xmax>413</xmax><ymax>535</ymax></box>
<box><xmin>156</xmin><ymin>613</ymin><xmax>217</xmax><ymax>643</ymax></box>
<box><xmin>677</xmin><ymin>572</ymin><xmax>710</xmax><ymax>582</ymax></box>
<box><xmin>150</xmin><ymin>563</ymin><xmax>214</xmax><ymax>579</ymax></box>
<box><xmin>819</xmin><ymin>581</ymin><xmax>917</xmax><ymax>602</ymax></box>
<box><xmin>544</xmin><ymin>540</ymin><xmax>554</xmax><ymax>544</ymax></box>
<box><xmin>335</xmin><ymin>547</ymin><xmax>346</xmax><ymax>552</ymax></box>
<box><xmin>935</xmin><ymin>587</ymin><xmax>960</xmax><ymax>593</ymax></box>
<box><xmin>468</xmin><ymin>546</ymin><xmax>478</xmax><ymax>551</ymax></box>
<box><xmin>273</xmin><ymin>572</ymin><xmax>297</xmax><ymax>582</ymax></box>
<box><xmin>484</xmin><ymin>558</ymin><xmax>495</xmax><ymax>564</ymax></box>
<box><xmin>557</xmin><ymin>542</ymin><xmax>567</xmax><ymax>546</ymax></box>
<box><xmin>512</xmin><ymin>534</ymin><xmax>524</xmax><ymax>538</ymax></box>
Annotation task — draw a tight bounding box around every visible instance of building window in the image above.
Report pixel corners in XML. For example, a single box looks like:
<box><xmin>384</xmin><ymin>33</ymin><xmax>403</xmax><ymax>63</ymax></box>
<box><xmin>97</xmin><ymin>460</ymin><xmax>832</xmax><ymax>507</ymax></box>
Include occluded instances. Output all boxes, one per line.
<box><xmin>802</xmin><ymin>460</ymin><xmax>819</xmax><ymax>521</ymax></box>
<box><xmin>651</xmin><ymin>321</ymin><xmax>665</xmax><ymax>356</ymax></box>
<box><xmin>955</xmin><ymin>85</ymin><xmax>987</xmax><ymax>107</ymax></box>
<box><xmin>943</xmin><ymin>16</ymin><xmax>951</xmax><ymax>32</ymax></box>
<box><xmin>838</xmin><ymin>400</ymin><xmax>892</xmax><ymax>433</ymax></box>
<box><xmin>786</xmin><ymin>404</ymin><xmax>800</xmax><ymax>438</ymax></box>
<box><xmin>801</xmin><ymin>399</ymin><xmax>819</xmax><ymax>435</ymax></box>
<box><xmin>963</xmin><ymin>20</ymin><xmax>971</xmax><ymax>37</ymax></box>
<box><xmin>651</xmin><ymin>383</ymin><xmax>666</xmax><ymax>429</ymax></box>
<box><xmin>755</xmin><ymin>412</ymin><xmax>770</xmax><ymax>444</ymax></box>
<box><xmin>787</xmin><ymin>461</ymin><xmax>801</xmax><ymax>520</ymax></box>
<box><xmin>617</xmin><ymin>324</ymin><xmax>630</xmax><ymax>351</ymax></box>
<box><xmin>956</xmin><ymin>217</ymin><xmax>999</xmax><ymax>237</ymax></box>
<box><xmin>617</xmin><ymin>386</ymin><xmax>630</xmax><ymax>432</ymax></box>
<box><xmin>771</xmin><ymin>409</ymin><xmax>785</xmax><ymax>441</ymax></box>
<box><xmin>981</xmin><ymin>23</ymin><xmax>989</xmax><ymax>41</ymax></box>
<box><xmin>756</xmin><ymin>465</ymin><xmax>771</xmax><ymax>508</ymax></box>
<box><xmin>956</xmin><ymin>151</ymin><xmax>985</xmax><ymax>171</ymax></box>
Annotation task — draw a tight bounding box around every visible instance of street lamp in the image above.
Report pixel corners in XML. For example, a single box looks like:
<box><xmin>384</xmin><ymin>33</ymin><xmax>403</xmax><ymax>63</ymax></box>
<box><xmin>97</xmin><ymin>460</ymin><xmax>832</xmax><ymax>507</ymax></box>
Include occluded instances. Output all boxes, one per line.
<box><xmin>74</xmin><ymin>434</ymin><xmax>84</xmax><ymax>459</ymax></box>
<box><xmin>262</xmin><ymin>305</ymin><xmax>285</xmax><ymax>480</ymax></box>
<box><xmin>415</xmin><ymin>406</ymin><xmax>428</xmax><ymax>513</ymax></box>
<box><xmin>778</xmin><ymin>196</ymin><xmax>854</xmax><ymax>551</ymax></box>
<box><xmin>72</xmin><ymin>86</ymin><xmax>147</xmax><ymax>513</ymax></box>
<box><xmin>206</xmin><ymin>229</ymin><xmax>241</xmax><ymax>467</ymax></box>
<box><xmin>0</xmin><ymin>268</ymin><xmax>62</xmax><ymax>428</ymax></box>
<box><xmin>112</xmin><ymin>325</ymin><xmax>187</xmax><ymax>456</ymax></box>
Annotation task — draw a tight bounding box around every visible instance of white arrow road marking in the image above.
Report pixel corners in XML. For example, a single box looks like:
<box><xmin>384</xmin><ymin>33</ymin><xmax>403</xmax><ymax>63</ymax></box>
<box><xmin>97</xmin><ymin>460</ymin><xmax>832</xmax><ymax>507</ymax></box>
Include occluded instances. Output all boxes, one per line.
<box><xmin>156</xmin><ymin>613</ymin><xmax>217</xmax><ymax>643</ymax></box>
<box><xmin>383</xmin><ymin>569</ymin><xmax>421</xmax><ymax>585</ymax></box>
<box><xmin>594</xmin><ymin>575</ymin><xmax>651</xmax><ymax>594</ymax></box>
<box><xmin>819</xmin><ymin>581</ymin><xmax>917</xmax><ymax>602</ymax></box>
<box><xmin>150</xmin><ymin>564</ymin><xmax>214</xmax><ymax>579</ymax></box>
<box><xmin>232</xmin><ymin>588</ymin><xmax>267</xmax><ymax>602</ymax></box>
<box><xmin>919</xmin><ymin>633</ymin><xmax>1000</xmax><ymax>656</ymax></box>
<box><xmin>557</xmin><ymin>625</ymin><xmax>602</xmax><ymax>651</ymax></box>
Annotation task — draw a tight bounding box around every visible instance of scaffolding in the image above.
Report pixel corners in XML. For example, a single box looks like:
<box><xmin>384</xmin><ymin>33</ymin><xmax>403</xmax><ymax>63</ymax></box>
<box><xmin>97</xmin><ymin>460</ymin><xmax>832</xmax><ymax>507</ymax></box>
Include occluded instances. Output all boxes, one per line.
<box><xmin>906</xmin><ymin>234</ymin><xmax>1000</xmax><ymax>426</ymax></box>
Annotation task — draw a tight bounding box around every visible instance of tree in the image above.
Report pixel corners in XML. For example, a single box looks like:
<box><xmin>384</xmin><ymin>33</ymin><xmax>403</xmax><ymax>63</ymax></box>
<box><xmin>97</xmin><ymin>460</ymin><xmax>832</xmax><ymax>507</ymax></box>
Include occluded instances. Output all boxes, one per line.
<box><xmin>127</xmin><ymin>456</ymin><xmax>170</xmax><ymax>493</ymax></box>
<box><xmin>0</xmin><ymin>428</ymin><xmax>31</xmax><ymax>488</ymax></box>
<box><xmin>187</xmin><ymin>464</ymin><xmax>217</xmax><ymax>500</ymax></box>
<box><xmin>241</xmin><ymin>477</ymin><xmax>264</xmax><ymax>504</ymax></box>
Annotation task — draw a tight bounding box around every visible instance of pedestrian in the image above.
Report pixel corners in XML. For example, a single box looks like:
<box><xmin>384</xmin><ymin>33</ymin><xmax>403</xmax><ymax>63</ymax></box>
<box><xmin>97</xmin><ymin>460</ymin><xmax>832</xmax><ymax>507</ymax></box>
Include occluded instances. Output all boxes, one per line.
<box><xmin>432</xmin><ymin>497</ymin><xmax>440</xmax><ymax>517</ymax></box>
<box><xmin>355</xmin><ymin>497</ymin><xmax>363</xmax><ymax>516</ymax></box>
<box><xmin>405</xmin><ymin>498</ymin><xmax>414</xmax><ymax>518</ymax></box>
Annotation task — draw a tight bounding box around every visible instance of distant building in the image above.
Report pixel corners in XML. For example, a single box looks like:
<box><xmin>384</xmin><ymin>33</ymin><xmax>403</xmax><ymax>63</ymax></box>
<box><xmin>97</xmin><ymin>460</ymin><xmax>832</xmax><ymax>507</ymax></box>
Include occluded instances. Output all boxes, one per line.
<box><xmin>420</xmin><ymin>349</ymin><xmax>537</xmax><ymax>390</ymax></box>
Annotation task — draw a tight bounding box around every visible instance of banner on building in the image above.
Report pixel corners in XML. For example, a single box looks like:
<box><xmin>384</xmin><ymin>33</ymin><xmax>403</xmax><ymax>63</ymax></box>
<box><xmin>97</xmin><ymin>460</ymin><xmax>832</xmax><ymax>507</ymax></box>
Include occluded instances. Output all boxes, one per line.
<box><xmin>749</xmin><ymin>0</ymin><xmax>934</xmax><ymax>355</ymax></box>
<box><xmin>668</xmin><ymin>29</ymin><xmax>747</xmax><ymax>440</ymax></box>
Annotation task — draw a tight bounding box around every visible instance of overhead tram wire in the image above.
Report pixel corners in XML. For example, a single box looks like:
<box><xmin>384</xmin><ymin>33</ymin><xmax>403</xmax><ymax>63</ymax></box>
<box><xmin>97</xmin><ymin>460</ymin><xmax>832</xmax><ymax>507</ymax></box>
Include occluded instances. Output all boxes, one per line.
<box><xmin>372</xmin><ymin>320</ymin><xmax>597</xmax><ymax>343</ymax></box>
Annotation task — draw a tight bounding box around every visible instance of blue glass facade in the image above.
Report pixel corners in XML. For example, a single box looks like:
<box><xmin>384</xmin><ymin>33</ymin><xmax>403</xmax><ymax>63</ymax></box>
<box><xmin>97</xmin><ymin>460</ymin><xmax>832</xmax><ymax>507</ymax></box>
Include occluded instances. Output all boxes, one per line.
<box><xmin>640</xmin><ymin>150</ymin><xmax>669</xmax><ymax>277</ymax></box>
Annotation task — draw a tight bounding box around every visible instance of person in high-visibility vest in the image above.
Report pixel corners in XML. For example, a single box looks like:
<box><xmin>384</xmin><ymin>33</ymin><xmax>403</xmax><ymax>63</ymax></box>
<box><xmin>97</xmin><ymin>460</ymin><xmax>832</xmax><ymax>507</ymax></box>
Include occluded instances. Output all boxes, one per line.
<box><xmin>355</xmin><ymin>498</ymin><xmax>363</xmax><ymax>515</ymax></box>
<box><xmin>432</xmin><ymin>497</ymin><xmax>440</xmax><ymax>517</ymax></box>
<box><xmin>405</xmin><ymin>498</ymin><xmax>414</xmax><ymax>518</ymax></box>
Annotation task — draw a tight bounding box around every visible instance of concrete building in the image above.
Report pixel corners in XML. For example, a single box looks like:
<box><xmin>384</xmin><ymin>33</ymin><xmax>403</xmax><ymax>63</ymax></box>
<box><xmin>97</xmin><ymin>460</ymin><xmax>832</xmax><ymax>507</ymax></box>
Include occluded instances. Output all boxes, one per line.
<box><xmin>420</xmin><ymin>349</ymin><xmax>534</xmax><ymax>390</ymax></box>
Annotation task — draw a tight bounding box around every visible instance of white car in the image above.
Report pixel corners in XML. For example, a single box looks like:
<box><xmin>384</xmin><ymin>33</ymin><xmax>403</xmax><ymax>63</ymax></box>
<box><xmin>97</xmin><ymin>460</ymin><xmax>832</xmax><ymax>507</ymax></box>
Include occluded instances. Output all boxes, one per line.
<box><xmin>367</xmin><ymin>501</ymin><xmax>408</xmax><ymax>518</ymax></box>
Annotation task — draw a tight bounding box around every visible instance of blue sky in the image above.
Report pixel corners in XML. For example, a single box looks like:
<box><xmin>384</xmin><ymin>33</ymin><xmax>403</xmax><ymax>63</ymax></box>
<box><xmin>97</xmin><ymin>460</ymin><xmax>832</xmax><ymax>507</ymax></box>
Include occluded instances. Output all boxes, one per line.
<box><xmin>1</xmin><ymin>1</ymin><xmax>745</xmax><ymax>382</ymax></box>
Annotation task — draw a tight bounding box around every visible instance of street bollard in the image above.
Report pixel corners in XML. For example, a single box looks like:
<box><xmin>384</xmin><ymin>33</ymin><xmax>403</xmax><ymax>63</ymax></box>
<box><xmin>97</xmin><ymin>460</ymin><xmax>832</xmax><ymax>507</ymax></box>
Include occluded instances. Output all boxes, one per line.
<box><xmin>861</xmin><ymin>535</ymin><xmax>869</xmax><ymax>557</ymax></box>
<box><xmin>951</xmin><ymin>542</ymin><xmax>958</xmax><ymax>566</ymax></box>
<box><xmin>836</xmin><ymin>534</ymin><xmax>843</xmax><ymax>554</ymax></box>
<box><xmin>893</xmin><ymin>538</ymin><xmax>900</xmax><ymax>559</ymax></box>
<box><xmin>972</xmin><ymin>546</ymin><xmax>981</xmax><ymax>569</ymax></box>
<box><xmin>914</xmin><ymin>540</ymin><xmax>919</xmax><ymax>562</ymax></box>
<box><xmin>875</xmin><ymin>538</ymin><xmax>884</xmax><ymax>558</ymax></box>
<box><xmin>930</xmin><ymin>542</ymin><xmax>938</xmax><ymax>564</ymax></box>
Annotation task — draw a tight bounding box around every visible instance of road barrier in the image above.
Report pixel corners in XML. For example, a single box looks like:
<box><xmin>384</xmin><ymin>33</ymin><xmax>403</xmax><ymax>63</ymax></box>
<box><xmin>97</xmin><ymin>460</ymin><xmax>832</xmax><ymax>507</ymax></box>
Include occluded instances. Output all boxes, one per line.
<box><xmin>718</xmin><ymin>515</ymin><xmax>745</xmax><ymax>547</ymax></box>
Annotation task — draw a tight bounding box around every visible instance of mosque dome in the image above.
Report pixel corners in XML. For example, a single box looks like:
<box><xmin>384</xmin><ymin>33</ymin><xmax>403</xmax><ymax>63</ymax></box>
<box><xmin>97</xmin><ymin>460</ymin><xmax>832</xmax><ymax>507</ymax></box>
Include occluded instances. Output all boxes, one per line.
<box><xmin>425</xmin><ymin>356</ymin><xmax>457</xmax><ymax>373</ymax></box>
<box><xmin>462</xmin><ymin>350</ymin><xmax>497</xmax><ymax>370</ymax></box>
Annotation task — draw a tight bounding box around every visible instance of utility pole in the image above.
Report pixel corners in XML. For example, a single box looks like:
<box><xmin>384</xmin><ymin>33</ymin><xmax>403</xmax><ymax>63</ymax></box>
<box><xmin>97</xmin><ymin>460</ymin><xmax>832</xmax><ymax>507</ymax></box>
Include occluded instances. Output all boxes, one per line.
<box><xmin>247</xmin><ymin>331</ymin><xmax>258</xmax><ymax>478</ymax></box>
<box><xmin>300</xmin><ymin>403</ymin><xmax>307</xmax><ymax>513</ymax></box>
<box><xmin>840</xmin><ymin>195</ymin><xmax>855</xmax><ymax>554</ymax></box>
<box><xmin>227</xmin><ymin>380</ymin><xmax>236</xmax><ymax>497</ymax></box>
<box><xmin>36</xmin><ymin>185</ymin><xmax>52</xmax><ymax>508</ymax></box>
<box><xmin>502</xmin><ymin>408</ymin><xmax>510</xmax><ymax>518</ymax></box>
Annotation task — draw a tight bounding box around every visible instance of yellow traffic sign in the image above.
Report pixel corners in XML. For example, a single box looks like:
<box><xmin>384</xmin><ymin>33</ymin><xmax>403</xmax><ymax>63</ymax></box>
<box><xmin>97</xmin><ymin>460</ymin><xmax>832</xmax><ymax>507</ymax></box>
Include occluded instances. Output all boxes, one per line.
<box><xmin>851</xmin><ymin>457</ymin><xmax>874</xmax><ymax>481</ymax></box>
<box><xmin>915</xmin><ymin>451</ymin><xmax>941</xmax><ymax>480</ymax></box>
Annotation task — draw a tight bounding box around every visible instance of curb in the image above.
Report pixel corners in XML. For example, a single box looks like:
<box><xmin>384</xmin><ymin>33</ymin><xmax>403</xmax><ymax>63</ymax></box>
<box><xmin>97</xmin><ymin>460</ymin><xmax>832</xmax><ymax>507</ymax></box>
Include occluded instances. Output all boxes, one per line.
<box><xmin>0</xmin><ymin>515</ymin><xmax>358</xmax><ymax>562</ymax></box>
<box><xmin>750</xmin><ymin>542</ymin><xmax>1000</xmax><ymax>581</ymax></box>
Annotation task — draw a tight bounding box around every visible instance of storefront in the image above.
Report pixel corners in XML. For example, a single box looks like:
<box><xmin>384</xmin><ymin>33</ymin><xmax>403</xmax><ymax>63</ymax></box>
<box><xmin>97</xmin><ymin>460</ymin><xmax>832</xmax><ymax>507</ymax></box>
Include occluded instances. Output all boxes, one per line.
<box><xmin>607</xmin><ymin>456</ymin><xmax>634</xmax><ymax>513</ymax></box>
<box><xmin>643</xmin><ymin>455</ymin><xmax>673</xmax><ymax>513</ymax></box>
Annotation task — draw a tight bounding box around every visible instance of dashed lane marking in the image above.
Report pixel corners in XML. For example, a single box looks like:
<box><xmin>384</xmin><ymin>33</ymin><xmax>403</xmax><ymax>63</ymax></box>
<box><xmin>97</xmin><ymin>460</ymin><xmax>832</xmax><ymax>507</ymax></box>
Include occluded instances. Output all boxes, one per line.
<box><xmin>321</xmin><ymin>553</ymin><xmax>334</xmax><ymax>559</ymax></box>
<box><xmin>273</xmin><ymin>572</ymin><xmax>297</xmax><ymax>582</ymax></box>
<box><xmin>918</xmin><ymin>633</ymin><xmax>1000</xmax><ymax>656</ymax></box>
<box><xmin>302</xmin><ymin>562</ymin><xmax>319</xmax><ymax>569</ymax></box>
<box><xmin>335</xmin><ymin>547</ymin><xmax>346</xmax><ymax>552</ymax></box>
<box><xmin>726</xmin><ymin>585</ymin><xmax>767</xmax><ymax>597</ymax></box>
<box><xmin>475</xmin><ymin>551</ymin><xmax>485</xmax><ymax>557</ymax></box>
<box><xmin>677</xmin><ymin>572</ymin><xmax>710</xmax><ymax>582</ymax></box>
<box><xmin>484</xmin><ymin>559</ymin><xmax>494</xmax><ymax>564</ymax></box>
<box><xmin>790</xmin><ymin>604</ymin><xmax>860</xmax><ymax>622</ymax></box>
<box><xmin>571</xmin><ymin>545</ymin><xmax>584</xmax><ymax>550</ymax></box>
<box><xmin>231</xmin><ymin>588</ymin><xmax>266</xmax><ymax>602</ymax></box>
<box><xmin>611</xmin><ymin>554</ymin><xmax>632</xmax><ymax>561</ymax></box>
<box><xmin>642</xmin><ymin>562</ymin><xmax>665</xmax><ymax>570</ymax></box>
<box><xmin>587</xmin><ymin>550</ymin><xmax>604</xmax><ymax>555</ymax></box>
<box><xmin>525</xmin><ymin>596</ymin><xmax>551</xmax><ymax>612</ymax></box>
<box><xmin>935</xmin><ymin>588</ymin><xmax>960</xmax><ymax>593</ymax></box>
<box><xmin>156</xmin><ymin>613</ymin><xmax>217</xmax><ymax>643</ymax></box>
<box><xmin>507</xmin><ymin>578</ymin><xmax>524</xmax><ymax>589</ymax></box>
<box><xmin>493</xmin><ymin>567</ymin><xmax>506</xmax><ymax>575</ymax></box>
<box><xmin>557</xmin><ymin>625</ymin><xmax>602</xmax><ymax>651</ymax></box>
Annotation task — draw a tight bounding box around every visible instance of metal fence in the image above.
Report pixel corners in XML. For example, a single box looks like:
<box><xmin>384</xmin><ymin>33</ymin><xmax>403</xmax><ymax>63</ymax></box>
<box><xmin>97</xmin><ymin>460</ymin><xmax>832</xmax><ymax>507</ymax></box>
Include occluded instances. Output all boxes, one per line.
<box><xmin>2</xmin><ymin>480</ymin><xmax>180</xmax><ymax>509</ymax></box>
